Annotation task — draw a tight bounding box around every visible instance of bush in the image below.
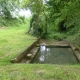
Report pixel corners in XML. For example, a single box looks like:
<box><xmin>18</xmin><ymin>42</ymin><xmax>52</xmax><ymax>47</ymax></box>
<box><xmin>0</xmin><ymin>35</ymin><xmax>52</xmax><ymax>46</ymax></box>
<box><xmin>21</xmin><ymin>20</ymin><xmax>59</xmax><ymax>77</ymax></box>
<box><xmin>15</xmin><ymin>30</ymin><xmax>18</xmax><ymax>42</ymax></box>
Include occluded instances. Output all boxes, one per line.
<box><xmin>47</xmin><ymin>32</ymin><xmax>66</xmax><ymax>40</ymax></box>
<box><xmin>0</xmin><ymin>17</ymin><xmax>28</xmax><ymax>27</ymax></box>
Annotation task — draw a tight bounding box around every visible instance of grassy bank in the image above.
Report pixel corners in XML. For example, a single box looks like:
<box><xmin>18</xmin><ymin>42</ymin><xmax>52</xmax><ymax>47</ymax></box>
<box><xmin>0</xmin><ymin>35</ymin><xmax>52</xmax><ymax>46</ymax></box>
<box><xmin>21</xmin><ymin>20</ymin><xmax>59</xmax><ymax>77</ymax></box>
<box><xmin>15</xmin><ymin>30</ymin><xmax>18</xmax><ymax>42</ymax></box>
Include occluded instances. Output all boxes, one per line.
<box><xmin>0</xmin><ymin>64</ymin><xmax>80</xmax><ymax>80</ymax></box>
<box><xmin>0</xmin><ymin>25</ymin><xmax>36</xmax><ymax>64</ymax></box>
<box><xmin>0</xmin><ymin>25</ymin><xmax>80</xmax><ymax>80</ymax></box>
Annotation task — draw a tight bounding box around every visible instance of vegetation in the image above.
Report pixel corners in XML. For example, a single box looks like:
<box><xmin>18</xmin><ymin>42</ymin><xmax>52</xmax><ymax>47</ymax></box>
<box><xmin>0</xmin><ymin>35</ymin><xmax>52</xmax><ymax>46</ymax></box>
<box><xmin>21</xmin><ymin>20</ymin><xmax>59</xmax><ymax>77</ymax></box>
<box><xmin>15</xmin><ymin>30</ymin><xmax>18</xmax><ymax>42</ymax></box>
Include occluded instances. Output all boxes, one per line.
<box><xmin>0</xmin><ymin>24</ymin><xmax>80</xmax><ymax>80</ymax></box>
<box><xmin>0</xmin><ymin>25</ymin><xmax>36</xmax><ymax>65</ymax></box>
<box><xmin>0</xmin><ymin>64</ymin><xmax>80</xmax><ymax>80</ymax></box>
<box><xmin>18</xmin><ymin>0</ymin><xmax>80</xmax><ymax>43</ymax></box>
<box><xmin>0</xmin><ymin>0</ymin><xmax>80</xmax><ymax>80</ymax></box>
<box><xmin>1</xmin><ymin>0</ymin><xmax>80</xmax><ymax>41</ymax></box>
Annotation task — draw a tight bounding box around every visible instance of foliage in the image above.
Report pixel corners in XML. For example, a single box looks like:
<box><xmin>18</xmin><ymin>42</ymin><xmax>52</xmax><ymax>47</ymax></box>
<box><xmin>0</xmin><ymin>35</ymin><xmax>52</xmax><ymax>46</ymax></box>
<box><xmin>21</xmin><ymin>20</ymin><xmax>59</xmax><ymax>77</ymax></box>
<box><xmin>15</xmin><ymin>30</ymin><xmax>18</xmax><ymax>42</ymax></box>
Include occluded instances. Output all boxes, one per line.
<box><xmin>0</xmin><ymin>0</ymin><xmax>20</xmax><ymax>19</ymax></box>
<box><xmin>47</xmin><ymin>32</ymin><xmax>66</xmax><ymax>41</ymax></box>
<box><xmin>0</xmin><ymin>0</ymin><xmax>80</xmax><ymax>40</ymax></box>
<box><xmin>25</xmin><ymin>0</ymin><xmax>49</xmax><ymax>38</ymax></box>
<box><xmin>0</xmin><ymin>17</ymin><xmax>29</xmax><ymax>27</ymax></box>
<box><xmin>48</xmin><ymin>0</ymin><xmax>80</xmax><ymax>29</ymax></box>
<box><xmin>0</xmin><ymin>0</ymin><xmax>28</xmax><ymax>27</ymax></box>
<box><xmin>0</xmin><ymin>1</ymin><xmax>80</xmax><ymax>80</ymax></box>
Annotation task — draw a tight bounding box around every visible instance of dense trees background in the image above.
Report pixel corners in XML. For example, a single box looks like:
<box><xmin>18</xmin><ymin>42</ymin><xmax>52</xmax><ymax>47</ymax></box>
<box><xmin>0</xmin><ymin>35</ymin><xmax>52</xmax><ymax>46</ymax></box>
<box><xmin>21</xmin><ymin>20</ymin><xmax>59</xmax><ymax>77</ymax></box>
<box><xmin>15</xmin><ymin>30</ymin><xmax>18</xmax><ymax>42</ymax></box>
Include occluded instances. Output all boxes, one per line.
<box><xmin>0</xmin><ymin>0</ymin><xmax>27</xmax><ymax>26</ymax></box>
<box><xmin>25</xmin><ymin>0</ymin><xmax>80</xmax><ymax>40</ymax></box>
<box><xmin>0</xmin><ymin>0</ymin><xmax>80</xmax><ymax>41</ymax></box>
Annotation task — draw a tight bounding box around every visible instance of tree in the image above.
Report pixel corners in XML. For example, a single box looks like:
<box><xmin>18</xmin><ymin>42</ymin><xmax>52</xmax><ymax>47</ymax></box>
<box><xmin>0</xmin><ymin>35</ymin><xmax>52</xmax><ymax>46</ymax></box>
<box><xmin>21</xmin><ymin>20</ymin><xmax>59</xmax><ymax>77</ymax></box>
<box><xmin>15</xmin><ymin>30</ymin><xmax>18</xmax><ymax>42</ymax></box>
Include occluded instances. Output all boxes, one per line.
<box><xmin>47</xmin><ymin>0</ymin><xmax>80</xmax><ymax>32</ymax></box>
<box><xmin>0</xmin><ymin>0</ymin><xmax>20</xmax><ymax>19</ymax></box>
<box><xmin>22</xmin><ymin>0</ymin><xmax>49</xmax><ymax>37</ymax></box>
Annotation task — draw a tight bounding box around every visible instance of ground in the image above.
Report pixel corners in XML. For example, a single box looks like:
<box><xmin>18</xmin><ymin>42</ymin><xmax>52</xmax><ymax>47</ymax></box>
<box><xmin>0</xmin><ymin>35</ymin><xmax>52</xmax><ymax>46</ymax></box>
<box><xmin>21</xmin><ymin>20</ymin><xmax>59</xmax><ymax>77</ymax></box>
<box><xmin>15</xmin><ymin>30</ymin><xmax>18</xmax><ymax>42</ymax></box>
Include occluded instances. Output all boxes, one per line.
<box><xmin>0</xmin><ymin>26</ymin><xmax>80</xmax><ymax>80</ymax></box>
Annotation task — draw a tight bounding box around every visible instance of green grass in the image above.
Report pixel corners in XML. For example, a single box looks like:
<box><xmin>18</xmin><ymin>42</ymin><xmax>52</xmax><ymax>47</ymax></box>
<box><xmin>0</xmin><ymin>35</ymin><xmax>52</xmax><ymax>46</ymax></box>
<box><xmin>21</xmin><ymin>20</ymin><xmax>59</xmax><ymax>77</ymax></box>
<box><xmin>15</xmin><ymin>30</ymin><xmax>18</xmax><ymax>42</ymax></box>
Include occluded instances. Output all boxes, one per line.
<box><xmin>0</xmin><ymin>64</ymin><xmax>80</xmax><ymax>80</ymax></box>
<box><xmin>0</xmin><ymin>25</ymin><xmax>36</xmax><ymax>64</ymax></box>
<box><xmin>0</xmin><ymin>25</ymin><xmax>80</xmax><ymax>80</ymax></box>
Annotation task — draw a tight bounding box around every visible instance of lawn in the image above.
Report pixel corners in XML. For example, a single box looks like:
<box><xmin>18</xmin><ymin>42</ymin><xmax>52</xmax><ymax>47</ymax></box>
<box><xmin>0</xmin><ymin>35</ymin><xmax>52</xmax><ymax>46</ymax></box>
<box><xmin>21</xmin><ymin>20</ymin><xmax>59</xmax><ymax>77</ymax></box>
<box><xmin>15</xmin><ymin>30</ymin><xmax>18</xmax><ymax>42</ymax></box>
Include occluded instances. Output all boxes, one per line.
<box><xmin>0</xmin><ymin>25</ymin><xmax>80</xmax><ymax>80</ymax></box>
<box><xmin>0</xmin><ymin>25</ymin><xmax>36</xmax><ymax>64</ymax></box>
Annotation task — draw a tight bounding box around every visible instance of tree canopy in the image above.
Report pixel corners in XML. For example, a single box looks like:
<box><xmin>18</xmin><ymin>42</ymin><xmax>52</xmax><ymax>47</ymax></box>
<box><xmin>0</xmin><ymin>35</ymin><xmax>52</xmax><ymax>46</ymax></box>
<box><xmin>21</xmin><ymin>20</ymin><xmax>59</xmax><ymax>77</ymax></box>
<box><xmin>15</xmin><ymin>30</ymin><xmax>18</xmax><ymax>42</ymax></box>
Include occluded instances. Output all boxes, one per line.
<box><xmin>0</xmin><ymin>0</ymin><xmax>80</xmax><ymax>39</ymax></box>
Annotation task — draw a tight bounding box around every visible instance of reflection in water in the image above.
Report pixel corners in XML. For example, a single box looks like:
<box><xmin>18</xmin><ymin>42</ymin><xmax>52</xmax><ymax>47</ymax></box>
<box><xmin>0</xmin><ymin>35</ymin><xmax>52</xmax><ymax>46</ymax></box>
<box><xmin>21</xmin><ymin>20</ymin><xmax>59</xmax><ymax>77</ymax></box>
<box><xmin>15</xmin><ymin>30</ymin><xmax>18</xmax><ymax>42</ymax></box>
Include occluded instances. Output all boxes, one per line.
<box><xmin>39</xmin><ymin>45</ymin><xmax>51</xmax><ymax>63</ymax></box>
<box><xmin>46</xmin><ymin>48</ymin><xmax>50</xmax><ymax>55</ymax></box>
<box><xmin>40</xmin><ymin>45</ymin><xmax>46</xmax><ymax>52</ymax></box>
<box><xmin>39</xmin><ymin>45</ymin><xmax>46</xmax><ymax>62</ymax></box>
<box><xmin>32</xmin><ymin>45</ymin><xmax>79</xmax><ymax>64</ymax></box>
<box><xmin>39</xmin><ymin>55</ymin><xmax>45</xmax><ymax>62</ymax></box>
<box><xmin>46</xmin><ymin>48</ymin><xmax>50</xmax><ymax>51</ymax></box>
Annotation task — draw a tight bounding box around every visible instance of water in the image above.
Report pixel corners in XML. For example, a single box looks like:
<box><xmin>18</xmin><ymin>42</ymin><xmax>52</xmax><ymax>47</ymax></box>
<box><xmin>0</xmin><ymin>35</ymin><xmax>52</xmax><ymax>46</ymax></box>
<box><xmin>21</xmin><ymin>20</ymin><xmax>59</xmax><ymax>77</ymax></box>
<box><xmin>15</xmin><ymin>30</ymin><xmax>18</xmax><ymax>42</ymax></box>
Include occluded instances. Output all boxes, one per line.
<box><xmin>32</xmin><ymin>46</ymin><xmax>79</xmax><ymax>64</ymax></box>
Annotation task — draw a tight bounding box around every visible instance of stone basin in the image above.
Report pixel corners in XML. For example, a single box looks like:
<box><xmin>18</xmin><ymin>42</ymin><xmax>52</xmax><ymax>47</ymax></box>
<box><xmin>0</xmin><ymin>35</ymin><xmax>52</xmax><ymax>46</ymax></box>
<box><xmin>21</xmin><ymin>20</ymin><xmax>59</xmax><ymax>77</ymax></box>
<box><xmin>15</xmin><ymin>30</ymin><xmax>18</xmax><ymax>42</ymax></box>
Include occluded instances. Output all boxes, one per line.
<box><xmin>11</xmin><ymin>39</ymin><xmax>80</xmax><ymax>64</ymax></box>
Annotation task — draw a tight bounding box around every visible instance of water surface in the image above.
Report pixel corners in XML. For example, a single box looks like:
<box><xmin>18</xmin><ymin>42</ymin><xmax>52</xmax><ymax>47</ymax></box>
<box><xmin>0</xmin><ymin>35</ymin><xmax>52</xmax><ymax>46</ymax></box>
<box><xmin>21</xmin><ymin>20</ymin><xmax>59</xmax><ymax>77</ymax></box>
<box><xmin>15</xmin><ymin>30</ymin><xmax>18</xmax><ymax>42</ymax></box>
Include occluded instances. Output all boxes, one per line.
<box><xmin>32</xmin><ymin>46</ymin><xmax>78</xmax><ymax>64</ymax></box>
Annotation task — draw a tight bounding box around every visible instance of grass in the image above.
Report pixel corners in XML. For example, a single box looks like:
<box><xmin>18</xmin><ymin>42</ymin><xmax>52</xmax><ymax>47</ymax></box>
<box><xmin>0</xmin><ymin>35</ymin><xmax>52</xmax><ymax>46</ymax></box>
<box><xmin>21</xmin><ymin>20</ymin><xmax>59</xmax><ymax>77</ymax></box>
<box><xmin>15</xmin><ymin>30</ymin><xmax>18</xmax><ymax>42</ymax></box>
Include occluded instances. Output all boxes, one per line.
<box><xmin>0</xmin><ymin>24</ymin><xmax>80</xmax><ymax>80</ymax></box>
<box><xmin>0</xmin><ymin>64</ymin><xmax>80</xmax><ymax>80</ymax></box>
<box><xmin>0</xmin><ymin>24</ymin><xmax>36</xmax><ymax>64</ymax></box>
